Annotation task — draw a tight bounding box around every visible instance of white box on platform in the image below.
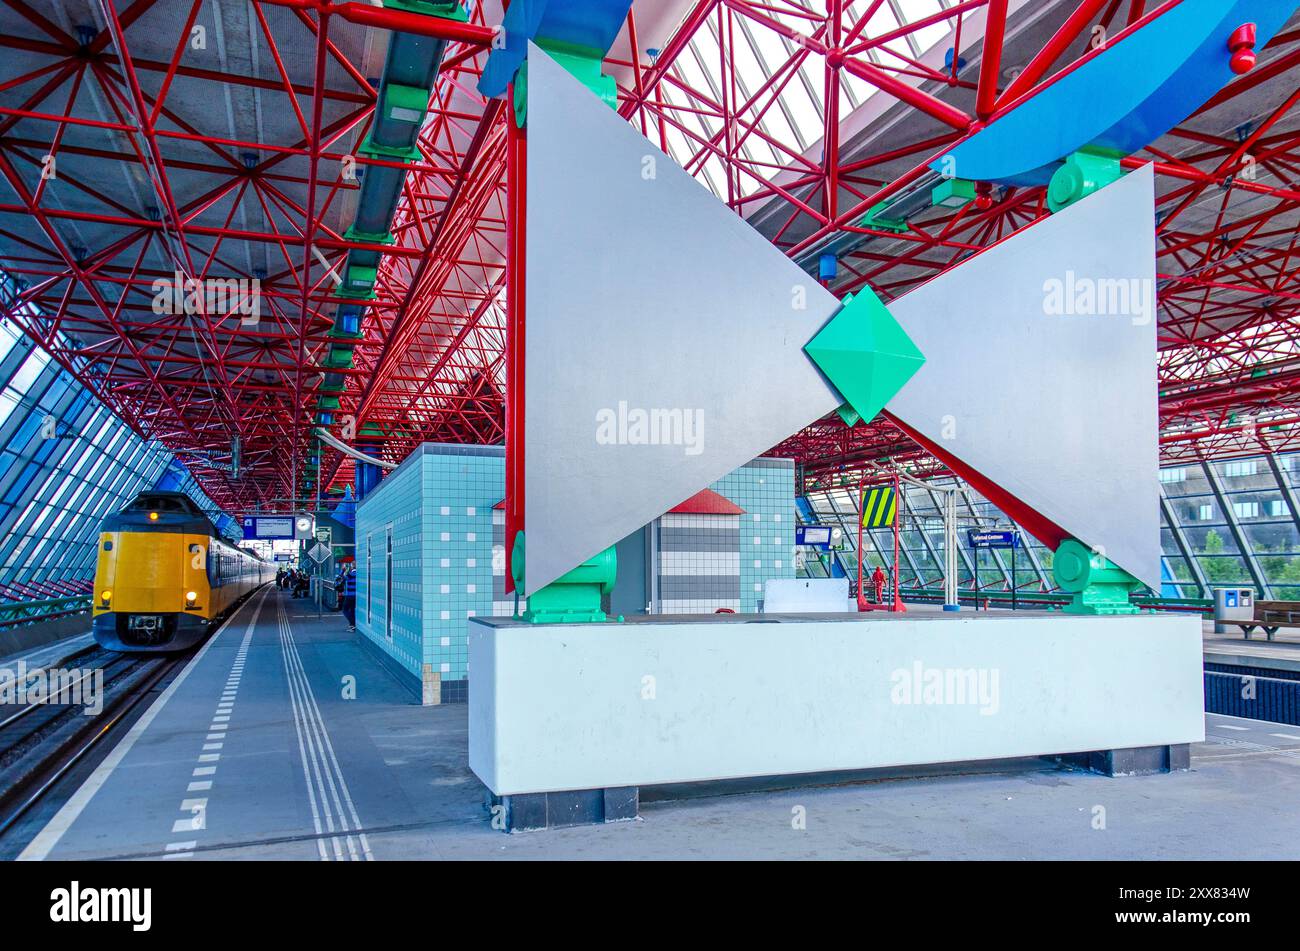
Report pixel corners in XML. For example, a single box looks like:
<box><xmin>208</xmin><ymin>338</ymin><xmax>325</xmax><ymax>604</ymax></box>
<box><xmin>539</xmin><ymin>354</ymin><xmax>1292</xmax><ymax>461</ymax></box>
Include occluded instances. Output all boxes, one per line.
<box><xmin>763</xmin><ymin>578</ymin><xmax>853</xmax><ymax>613</ymax></box>
<box><xmin>468</xmin><ymin>612</ymin><xmax>1204</xmax><ymax>796</ymax></box>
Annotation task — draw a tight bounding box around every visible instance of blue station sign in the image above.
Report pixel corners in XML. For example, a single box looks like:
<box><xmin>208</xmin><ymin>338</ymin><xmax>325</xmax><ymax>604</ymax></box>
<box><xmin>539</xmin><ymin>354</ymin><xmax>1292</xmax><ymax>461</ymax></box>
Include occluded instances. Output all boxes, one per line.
<box><xmin>796</xmin><ymin>525</ymin><xmax>833</xmax><ymax>550</ymax></box>
<box><xmin>967</xmin><ymin>529</ymin><xmax>1020</xmax><ymax>549</ymax></box>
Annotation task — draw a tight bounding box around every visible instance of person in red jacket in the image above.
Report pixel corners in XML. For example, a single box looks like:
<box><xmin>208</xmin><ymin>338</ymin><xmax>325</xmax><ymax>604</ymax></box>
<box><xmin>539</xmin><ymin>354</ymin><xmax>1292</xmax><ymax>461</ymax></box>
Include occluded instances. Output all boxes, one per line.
<box><xmin>871</xmin><ymin>565</ymin><xmax>887</xmax><ymax>604</ymax></box>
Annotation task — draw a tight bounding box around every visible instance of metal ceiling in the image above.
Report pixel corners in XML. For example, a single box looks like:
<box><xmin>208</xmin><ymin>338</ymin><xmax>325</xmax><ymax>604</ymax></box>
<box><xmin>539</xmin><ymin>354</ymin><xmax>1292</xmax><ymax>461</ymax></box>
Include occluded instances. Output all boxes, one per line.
<box><xmin>0</xmin><ymin>0</ymin><xmax>1297</xmax><ymax>511</ymax></box>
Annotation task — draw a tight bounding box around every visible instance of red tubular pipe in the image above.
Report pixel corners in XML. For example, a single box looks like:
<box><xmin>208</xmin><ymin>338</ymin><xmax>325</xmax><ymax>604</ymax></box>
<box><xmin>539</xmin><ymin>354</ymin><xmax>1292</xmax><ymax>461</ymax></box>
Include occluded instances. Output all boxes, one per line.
<box><xmin>258</xmin><ymin>0</ymin><xmax>497</xmax><ymax>45</ymax></box>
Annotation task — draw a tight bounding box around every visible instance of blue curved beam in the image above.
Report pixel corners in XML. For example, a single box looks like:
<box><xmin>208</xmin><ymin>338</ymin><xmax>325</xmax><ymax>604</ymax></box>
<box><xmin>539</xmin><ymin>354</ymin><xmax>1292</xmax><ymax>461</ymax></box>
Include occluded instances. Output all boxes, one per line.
<box><xmin>935</xmin><ymin>0</ymin><xmax>1298</xmax><ymax>186</ymax></box>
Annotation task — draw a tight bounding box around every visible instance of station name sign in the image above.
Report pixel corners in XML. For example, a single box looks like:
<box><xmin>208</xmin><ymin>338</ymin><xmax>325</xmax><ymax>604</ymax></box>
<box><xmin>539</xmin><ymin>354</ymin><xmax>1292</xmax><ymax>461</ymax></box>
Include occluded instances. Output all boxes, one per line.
<box><xmin>966</xmin><ymin>529</ymin><xmax>1020</xmax><ymax>549</ymax></box>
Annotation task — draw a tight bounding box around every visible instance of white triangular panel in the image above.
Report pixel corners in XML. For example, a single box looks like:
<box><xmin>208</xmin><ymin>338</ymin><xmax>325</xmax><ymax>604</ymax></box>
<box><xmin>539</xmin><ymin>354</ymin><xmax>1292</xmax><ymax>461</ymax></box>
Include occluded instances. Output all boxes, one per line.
<box><xmin>885</xmin><ymin>165</ymin><xmax>1160</xmax><ymax>588</ymax></box>
<box><xmin>523</xmin><ymin>46</ymin><xmax>842</xmax><ymax>594</ymax></box>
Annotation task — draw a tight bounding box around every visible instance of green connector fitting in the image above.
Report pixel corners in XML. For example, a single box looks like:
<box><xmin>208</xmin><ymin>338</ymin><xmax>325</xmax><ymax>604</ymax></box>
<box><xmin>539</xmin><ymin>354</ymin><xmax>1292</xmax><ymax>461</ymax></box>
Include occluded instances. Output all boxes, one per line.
<box><xmin>327</xmin><ymin>323</ymin><xmax>364</xmax><ymax>342</ymax></box>
<box><xmin>320</xmin><ymin>373</ymin><xmax>346</xmax><ymax>393</ymax></box>
<box><xmin>510</xmin><ymin>532</ymin><xmax>616</xmax><ymax>624</ymax></box>
<box><xmin>343</xmin><ymin>223</ymin><xmax>397</xmax><ymax>247</ymax></box>
<box><xmin>323</xmin><ymin>345</ymin><xmax>356</xmax><ymax>370</ymax></box>
<box><xmin>931</xmin><ymin>177</ymin><xmax>976</xmax><ymax>208</ymax></box>
<box><xmin>316</xmin><ymin>395</ymin><xmax>341</xmax><ymax>411</ymax></box>
<box><xmin>342</xmin><ymin>261</ymin><xmax>378</xmax><ymax>293</ymax></box>
<box><xmin>1047</xmin><ymin>149</ymin><xmax>1124</xmax><ymax>213</ymax></box>
<box><xmin>861</xmin><ymin>201</ymin><xmax>910</xmax><ymax>234</ymax></box>
<box><xmin>836</xmin><ymin>404</ymin><xmax>861</xmax><ymax>427</ymax></box>
<box><xmin>513</xmin><ymin>41</ymin><xmax>617</xmax><ymax>127</ymax></box>
<box><xmin>1053</xmin><ymin>538</ymin><xmax>1143</xmax><ymax>615</ymax></box>
<box><xmin>333</xmin><ymin>283</ymin><xmax>378</xmax><ymax>303</ymax></box>
<box><xmin>359</xmin><ymin>83</ymin><xmax>430</xmax><ymax>161</ymax></box>
<box><xmin>380</xmin><ymin>0</ymin><xmax>467</xmax><ymax>20</ymax></box>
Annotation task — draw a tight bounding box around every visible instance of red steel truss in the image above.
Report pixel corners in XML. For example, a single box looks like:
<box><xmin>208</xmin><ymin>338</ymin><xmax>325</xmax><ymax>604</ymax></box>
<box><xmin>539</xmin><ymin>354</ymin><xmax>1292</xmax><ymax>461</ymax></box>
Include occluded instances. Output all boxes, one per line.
<box><xmin>0</xmin><ymin>0</ymin><xmax>1297</xmax><ymax>511</ymax></box>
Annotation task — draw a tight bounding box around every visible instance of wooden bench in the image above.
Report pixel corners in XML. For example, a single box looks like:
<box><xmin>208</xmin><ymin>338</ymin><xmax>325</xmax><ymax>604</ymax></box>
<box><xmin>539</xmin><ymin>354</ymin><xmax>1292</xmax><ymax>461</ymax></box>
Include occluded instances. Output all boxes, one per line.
<box><xmin>1236</xmin><ymin>600</ymin><xmax>1300</xmax><ymax>641</ymax></box>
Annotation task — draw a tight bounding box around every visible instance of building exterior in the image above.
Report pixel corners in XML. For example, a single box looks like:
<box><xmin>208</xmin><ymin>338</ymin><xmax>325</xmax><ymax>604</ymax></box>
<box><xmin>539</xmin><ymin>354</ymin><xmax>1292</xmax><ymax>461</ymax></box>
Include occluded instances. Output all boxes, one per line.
<box><xmin>355</xmin><ymin>445</ymin><xmax>795</xmax><ymax>703</ymax></box>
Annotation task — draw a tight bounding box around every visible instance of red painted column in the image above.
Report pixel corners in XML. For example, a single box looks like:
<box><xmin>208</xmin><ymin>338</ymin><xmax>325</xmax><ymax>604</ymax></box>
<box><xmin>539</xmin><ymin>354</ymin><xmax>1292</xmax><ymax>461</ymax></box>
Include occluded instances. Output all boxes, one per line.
<box><xmin>504</xmin><ymin>97</ymin><xmax>526</xmax><ymax>595</ymax></box>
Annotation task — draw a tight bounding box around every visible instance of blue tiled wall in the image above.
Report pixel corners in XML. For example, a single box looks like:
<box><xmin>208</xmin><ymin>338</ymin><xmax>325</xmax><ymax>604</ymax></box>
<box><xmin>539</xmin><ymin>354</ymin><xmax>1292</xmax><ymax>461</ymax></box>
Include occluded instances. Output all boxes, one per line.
<box><xmin>713</xmin><ymin>458</ymin><xmax>796</xmax><ymax>612</ymax></box>
<box><xmin>355</xmin><ymin>444</ymin><xmax>504</xmax><ymax>700</ymax></box>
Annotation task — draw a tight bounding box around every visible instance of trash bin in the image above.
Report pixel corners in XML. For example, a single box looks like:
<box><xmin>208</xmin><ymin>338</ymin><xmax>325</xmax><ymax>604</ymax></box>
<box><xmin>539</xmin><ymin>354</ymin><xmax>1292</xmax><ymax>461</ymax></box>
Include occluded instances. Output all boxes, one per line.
<box><xmin>1213</xmin><ymin>586</ymin><xmax>1254</xmax><ymax>634</ymax></box>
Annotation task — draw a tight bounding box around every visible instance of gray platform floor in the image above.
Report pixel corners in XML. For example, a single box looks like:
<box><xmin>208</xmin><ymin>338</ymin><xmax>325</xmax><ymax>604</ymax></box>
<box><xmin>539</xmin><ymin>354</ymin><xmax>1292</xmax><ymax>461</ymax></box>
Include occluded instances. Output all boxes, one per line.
<box><xmin>1203</xmin><ymin>617</ymin><xmax>1300</xmax><ymax>671</ymax></box>
<box><xmin>16</xmin><ymin>588</ymin><xmax>1300</xmax><ymax>860</ymax></box>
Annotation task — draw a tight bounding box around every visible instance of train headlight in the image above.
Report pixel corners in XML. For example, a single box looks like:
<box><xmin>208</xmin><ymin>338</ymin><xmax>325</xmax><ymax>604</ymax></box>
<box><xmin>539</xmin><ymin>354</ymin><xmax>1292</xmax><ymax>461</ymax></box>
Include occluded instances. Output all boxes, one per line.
<box><xmin>149</xmin><ymin>511</ymin><xmax>159</xmax><ymax>521</ymax></box>
<box><xmin>100</xmin><ymin>590</ymin><xmax>111</xmax><ymax>604</ymax></box>
<box><xmin>185</xmin><ymin>590</ymin><xmax>198</xmax><ymax>604</ymax></box>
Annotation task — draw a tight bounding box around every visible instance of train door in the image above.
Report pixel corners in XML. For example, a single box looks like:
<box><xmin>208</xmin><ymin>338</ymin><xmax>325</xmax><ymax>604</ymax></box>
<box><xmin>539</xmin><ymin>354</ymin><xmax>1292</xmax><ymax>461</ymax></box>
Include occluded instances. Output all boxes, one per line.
<box><xmin>385</xmin><ymin>527</ymin><xmax>393</xmax><ymax>641</ymax></box>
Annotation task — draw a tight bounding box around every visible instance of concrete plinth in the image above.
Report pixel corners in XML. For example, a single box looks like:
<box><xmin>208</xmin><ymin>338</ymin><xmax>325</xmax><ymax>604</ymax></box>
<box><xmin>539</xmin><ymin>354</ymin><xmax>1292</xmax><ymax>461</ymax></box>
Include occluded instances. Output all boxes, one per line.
<box><xmin>1061</xmin><ymin>744</ymin><xmax>1192</xmax><ymax>776</ymax></box>
<box><xmin>488</xmin><ymin>787</ymin><xmax>639</xmax><ymax>832</ymax></box>
<box><xmin>468</xmin><ymin>611</ymin><xmax>1205</xmax><ymax>818</ymax></box>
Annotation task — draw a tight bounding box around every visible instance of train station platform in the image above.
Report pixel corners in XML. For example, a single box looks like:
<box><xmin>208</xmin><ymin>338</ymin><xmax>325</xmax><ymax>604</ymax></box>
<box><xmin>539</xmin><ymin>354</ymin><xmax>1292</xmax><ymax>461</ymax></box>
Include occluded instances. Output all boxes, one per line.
<box><xmin>1204</xmin><ymin>621</ymin><xmax>1300</xmax><ymax>670</ymax></box>
<box><xmin>13</xmin><ymin>587</ymin><xmax>1300</xmax><ymax>860</ymax></box>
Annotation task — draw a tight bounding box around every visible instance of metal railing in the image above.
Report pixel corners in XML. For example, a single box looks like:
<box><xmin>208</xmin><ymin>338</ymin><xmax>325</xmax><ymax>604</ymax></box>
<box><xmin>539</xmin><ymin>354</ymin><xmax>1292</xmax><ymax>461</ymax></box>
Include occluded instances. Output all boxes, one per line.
<box><xmin>0</xmin><ymin>594</ymin><xmax>92</xmax><ymax>629</ymax></box>
<box><xmin>897</xmin><ymin>586</ymin><xmax>1211</xmax><ymax>615</ymax></box>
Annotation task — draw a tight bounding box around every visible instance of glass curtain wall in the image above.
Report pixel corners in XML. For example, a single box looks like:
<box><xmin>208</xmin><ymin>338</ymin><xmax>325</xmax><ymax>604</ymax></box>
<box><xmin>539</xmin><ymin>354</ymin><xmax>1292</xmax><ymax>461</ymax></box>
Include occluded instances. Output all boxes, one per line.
<box><xmin>0</xmin><ymin>300</ymin><xmax>223</xmax><ymax>601</ymax></box>
<box><xmin>799</xmin><ymin>451</ymin><xmax>1300</xmax><ymax>600</ymax></box>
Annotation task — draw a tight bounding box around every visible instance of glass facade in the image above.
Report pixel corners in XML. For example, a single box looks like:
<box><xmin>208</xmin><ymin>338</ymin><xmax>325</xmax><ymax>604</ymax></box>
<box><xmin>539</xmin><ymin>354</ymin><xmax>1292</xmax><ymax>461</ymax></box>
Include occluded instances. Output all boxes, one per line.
<box><xmin>800</xmin><ymin>452</ymin><xmax>1300</xmax><ymax>601</ymax></box>
<box><xmin>799</xmin><ymin>477</ymin><xmax>1054</xmax><ymax>598</ymax></box>
<box><xmin>0</xmin><ymin>295</ymin><xmax>224</xmax><ymax>603</ymax></box>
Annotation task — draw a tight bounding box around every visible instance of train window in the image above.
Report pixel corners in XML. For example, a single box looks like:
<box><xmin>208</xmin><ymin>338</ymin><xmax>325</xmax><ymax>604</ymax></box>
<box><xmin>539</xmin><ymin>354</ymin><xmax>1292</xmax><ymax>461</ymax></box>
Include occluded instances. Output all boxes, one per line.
<box><xmin>129</xmin><ymin>496</ymin><xmax>186</xmax><ymax>513</ymax></box>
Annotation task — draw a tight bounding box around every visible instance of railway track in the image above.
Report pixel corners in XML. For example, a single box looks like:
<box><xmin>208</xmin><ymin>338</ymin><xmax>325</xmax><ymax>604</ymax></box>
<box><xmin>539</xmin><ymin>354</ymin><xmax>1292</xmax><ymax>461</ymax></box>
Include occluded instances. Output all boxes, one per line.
<box><xmin>0</xmin><ymin>647</ymin><xmax>184</xmax><ymax>837</ymax></box>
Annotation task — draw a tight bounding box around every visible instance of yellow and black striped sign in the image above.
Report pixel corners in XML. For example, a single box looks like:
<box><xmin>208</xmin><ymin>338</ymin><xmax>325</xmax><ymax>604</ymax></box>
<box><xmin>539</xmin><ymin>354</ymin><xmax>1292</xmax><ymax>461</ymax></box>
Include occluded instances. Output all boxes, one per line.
<box><xmin>860</xmin><ymin>486</ymin><xmax>897</xmax><ymax>528</ymax></box>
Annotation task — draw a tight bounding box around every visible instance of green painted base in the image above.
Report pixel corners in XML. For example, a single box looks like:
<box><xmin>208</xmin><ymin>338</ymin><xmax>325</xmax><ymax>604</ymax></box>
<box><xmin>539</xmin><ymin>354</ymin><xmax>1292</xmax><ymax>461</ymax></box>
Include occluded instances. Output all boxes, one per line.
<box><xmin>519</xmin><ymin>585</ymin><xmax>608</xmax><ymax>624</ymax></box>
<box><xmin>511</xmin><ymin>533</ymin><xmax>617</xmax><ymax>625</ymax></box>
<box><xmin>1052</xmin><ymin>538</ymin><xmax>1143</xmax><ymax>615</ymax></box>
<box><xmin>1060</xmin><ymin>585</ymin><xmax>1143</xmax><ymax>615</ymax></box>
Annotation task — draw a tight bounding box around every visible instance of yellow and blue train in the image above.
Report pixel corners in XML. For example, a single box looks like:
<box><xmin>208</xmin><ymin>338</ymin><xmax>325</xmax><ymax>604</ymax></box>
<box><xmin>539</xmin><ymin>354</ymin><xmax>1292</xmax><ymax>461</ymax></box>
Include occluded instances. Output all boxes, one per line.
<box><xmin>92</xmin><ymin>491</ymin><xmax>268</xmax><ymax>652</ymax></box>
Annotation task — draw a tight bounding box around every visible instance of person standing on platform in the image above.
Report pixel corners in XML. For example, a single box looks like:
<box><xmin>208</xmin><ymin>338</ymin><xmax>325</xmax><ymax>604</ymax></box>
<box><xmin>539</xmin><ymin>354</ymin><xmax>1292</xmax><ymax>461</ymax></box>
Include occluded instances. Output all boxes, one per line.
<box><xmin>342</xmin><ymin>565</ymin><xmax>357</xmax><ymax>632</ymax></box>
<box><xmin>871</xmin><ymin>564</ymin><xmax>887</xmax><ymax>604</ymax></box>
